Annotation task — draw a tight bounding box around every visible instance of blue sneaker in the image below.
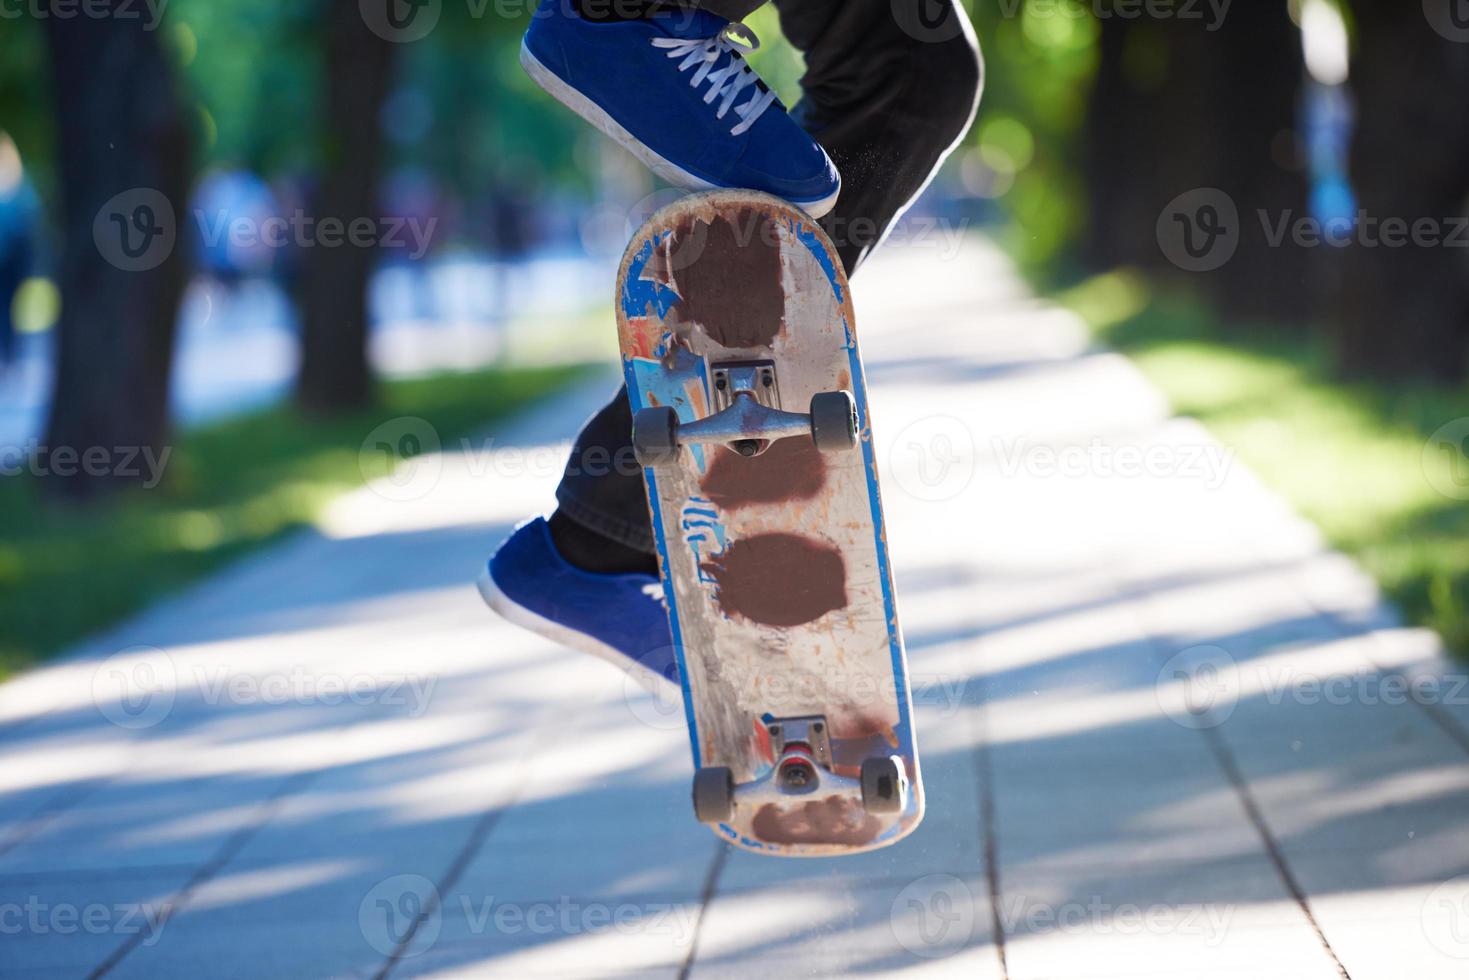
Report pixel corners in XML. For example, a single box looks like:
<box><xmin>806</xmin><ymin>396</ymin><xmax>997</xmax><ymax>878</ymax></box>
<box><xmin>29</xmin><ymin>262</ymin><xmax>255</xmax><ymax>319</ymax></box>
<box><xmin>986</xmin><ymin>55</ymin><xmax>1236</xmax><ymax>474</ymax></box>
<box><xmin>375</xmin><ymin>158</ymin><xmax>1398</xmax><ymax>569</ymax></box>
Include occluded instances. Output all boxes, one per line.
<box><xmin>521</xmin><ymin>1</ymin><xmax>841</xmax><ymax>217</ymax></box>
<box><xmin>477</xmin><ymin>517</ymin><xmax>679</xmax><ymax>692</ymax></box>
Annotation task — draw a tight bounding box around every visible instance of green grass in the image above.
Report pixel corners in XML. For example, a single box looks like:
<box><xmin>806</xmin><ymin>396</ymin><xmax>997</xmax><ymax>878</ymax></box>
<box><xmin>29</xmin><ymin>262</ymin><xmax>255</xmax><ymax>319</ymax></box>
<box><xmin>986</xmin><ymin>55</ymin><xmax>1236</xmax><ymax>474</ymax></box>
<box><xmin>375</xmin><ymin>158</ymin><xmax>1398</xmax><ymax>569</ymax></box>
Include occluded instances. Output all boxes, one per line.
<box><xmin>0</xmin><ymin>364</ymin><xmax>588</xmax><ymax>678</ymax></box>
<box><xmin>1058</xmin><ymin>270</ymin><xmax>1469</xmax><ymax>659</ymax></box>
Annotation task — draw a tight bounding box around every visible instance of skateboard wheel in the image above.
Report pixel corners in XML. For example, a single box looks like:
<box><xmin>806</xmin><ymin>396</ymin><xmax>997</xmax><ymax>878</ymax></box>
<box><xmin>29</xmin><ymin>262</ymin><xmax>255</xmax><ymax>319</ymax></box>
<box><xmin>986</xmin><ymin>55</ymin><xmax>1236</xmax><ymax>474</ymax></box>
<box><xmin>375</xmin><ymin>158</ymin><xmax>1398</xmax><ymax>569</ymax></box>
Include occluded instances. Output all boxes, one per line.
<box><xmin>860</xmin><ymin>756</ymin><xmax>905</xmax><ymax>815</ymax></box>
<box><xmin>692</xmin><ymin>766</ymin><xmax>735</xmax><ymax>824</ymax></box>
<box><xmin>633</xmin><ymin>406</ymin><xmax>680</xmax><ymax>468</ymax></box>
<box><xmin>809</xmin><ymin>391</ymin><xmax>858</xmax><ymax>451</ymax></box>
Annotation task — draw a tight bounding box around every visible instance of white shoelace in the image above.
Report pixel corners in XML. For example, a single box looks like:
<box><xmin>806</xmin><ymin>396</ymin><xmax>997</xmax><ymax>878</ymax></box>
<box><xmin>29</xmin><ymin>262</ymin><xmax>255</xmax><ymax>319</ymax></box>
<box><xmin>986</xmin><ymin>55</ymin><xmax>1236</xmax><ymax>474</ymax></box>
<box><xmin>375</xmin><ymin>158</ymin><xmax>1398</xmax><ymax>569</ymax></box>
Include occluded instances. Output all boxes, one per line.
<box><xmin>650</xmin><ymin>23</ymin><xmax>778</xmax><ymax>137</ymax></box>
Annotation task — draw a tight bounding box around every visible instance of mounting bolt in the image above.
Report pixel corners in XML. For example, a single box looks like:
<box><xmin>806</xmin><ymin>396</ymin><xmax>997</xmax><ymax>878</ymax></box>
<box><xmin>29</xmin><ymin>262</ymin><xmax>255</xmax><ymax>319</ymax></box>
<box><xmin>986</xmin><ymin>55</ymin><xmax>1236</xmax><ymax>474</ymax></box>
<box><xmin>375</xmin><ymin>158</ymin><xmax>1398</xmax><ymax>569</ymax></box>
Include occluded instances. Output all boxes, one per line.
<box><xmin>781</xmin><ymin>764</ymin><xmax>812</xmax><ymax>789</ymax></box>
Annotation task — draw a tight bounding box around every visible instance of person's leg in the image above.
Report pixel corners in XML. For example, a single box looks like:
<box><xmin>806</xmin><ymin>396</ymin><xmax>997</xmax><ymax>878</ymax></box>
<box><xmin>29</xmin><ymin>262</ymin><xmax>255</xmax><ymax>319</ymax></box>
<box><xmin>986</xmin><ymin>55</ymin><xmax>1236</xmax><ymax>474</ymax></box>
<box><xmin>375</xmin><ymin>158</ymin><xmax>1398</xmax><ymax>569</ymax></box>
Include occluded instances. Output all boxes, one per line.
<box><xmin>674</xmin><ymin>0</ymin><xmax>762</xmax><ymax>17</ymax></box>
<box><xmin>0</xmin><ymin>252</ymin><xmax>22</xmax><ymax>369</ymax></box>
<box><xmin>551</xmin><ymin>0</ymin><xmax>982</xmax><ymax>567</ymax></box>
<box><xmin>550</xmin><ymin>390</ymin><xmax>658</xmax><ymax>571</ymax></box>
<box><xmin>775</xmin><ymin>0</ymin><xmax>983</xmax><ymax>273</ymax></box>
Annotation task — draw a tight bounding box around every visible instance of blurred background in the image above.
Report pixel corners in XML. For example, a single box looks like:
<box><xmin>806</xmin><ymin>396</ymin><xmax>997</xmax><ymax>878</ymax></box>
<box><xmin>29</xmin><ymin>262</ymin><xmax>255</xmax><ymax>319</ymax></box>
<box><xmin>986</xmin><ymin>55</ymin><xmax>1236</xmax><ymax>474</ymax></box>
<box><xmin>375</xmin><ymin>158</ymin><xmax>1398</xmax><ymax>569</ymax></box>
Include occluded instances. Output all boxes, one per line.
<box><xmin>0</xmin><ymin>0</ymin><xmax>1465</xmax><ymax>677</ymax></box>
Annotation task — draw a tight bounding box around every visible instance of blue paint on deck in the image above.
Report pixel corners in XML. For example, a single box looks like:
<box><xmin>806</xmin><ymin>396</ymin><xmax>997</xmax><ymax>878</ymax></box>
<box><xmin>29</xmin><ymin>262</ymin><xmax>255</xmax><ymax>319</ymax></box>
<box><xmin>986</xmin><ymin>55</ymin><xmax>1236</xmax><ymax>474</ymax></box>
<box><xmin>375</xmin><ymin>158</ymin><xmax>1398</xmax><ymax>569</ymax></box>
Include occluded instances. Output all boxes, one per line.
<box><xmin>619</xmin><ymin>237</ymin><xmax>680</xmax><ymax>322</ymax></box>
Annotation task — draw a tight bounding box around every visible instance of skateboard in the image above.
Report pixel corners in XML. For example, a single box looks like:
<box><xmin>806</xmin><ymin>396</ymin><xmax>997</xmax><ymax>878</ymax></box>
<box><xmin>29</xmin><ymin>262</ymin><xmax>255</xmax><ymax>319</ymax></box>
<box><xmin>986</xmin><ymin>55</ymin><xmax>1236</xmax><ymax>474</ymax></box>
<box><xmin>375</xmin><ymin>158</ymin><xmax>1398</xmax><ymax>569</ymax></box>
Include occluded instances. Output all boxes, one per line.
<box><xmin>617</xmin><ymin>190</ymin><xmax>924</xmax><ymax>856</ymax></box>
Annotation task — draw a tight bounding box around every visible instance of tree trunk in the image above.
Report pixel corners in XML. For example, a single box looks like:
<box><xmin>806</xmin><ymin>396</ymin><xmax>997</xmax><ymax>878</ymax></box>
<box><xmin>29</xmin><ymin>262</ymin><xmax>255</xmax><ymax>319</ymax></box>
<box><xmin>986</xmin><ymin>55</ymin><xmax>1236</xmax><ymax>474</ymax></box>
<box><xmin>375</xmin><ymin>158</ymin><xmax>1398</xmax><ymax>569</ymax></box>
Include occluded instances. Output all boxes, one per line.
<box><xmin>42</xmin><ymin>8</ymin><xmax>192</xmax><ymax>502</ymax></box>
<box><xmin>1084</xmin><ymin>4</ymin><xmax>1308</xmax><ymax>322</ymax></box>
<box><xmin>1330</xmin><ymin>1</ymin><xmax>1469</xmax><ymax>382</ymax></box>
<box><xmin>1082</xmin><ymin>17</ymin><xmax>1193</xmax><ymax>271</ymax></box>
<box><xmin>294</xmin><ymin>0</ymin><xmax>398</xmax><ymax>415</ymax></box>
<box><xmin>1207</xmin><ymin>0</ymin><xmax>1309</xmax><ymax>322</ymax></box>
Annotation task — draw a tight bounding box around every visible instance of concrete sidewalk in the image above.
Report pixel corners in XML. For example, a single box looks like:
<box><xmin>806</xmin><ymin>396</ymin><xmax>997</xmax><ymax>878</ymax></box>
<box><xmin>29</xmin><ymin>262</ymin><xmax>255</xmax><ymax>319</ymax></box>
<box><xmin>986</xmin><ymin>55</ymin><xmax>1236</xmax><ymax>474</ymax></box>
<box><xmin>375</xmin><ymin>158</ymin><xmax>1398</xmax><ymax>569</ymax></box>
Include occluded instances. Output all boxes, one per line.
<box><xmin>2</xmin><ymin>236</ymin><xmax>1467</xmax><ymax>978</ymax></box>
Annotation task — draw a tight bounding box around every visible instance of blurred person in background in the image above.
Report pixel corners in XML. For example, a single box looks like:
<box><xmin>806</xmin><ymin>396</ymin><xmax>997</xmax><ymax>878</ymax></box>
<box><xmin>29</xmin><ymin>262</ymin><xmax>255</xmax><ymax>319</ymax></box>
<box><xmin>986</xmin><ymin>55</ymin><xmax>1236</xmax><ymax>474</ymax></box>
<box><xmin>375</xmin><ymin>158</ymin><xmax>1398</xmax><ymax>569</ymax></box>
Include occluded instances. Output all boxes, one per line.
<box><xmin>0</xmin><ymin>132</ymin><xmax>39</xmax><ymax>374</ymax></box>
<box><xmin>380</xmin><ymin>167</ymin><xmax>445</xmax><ymax>323</ymax></box>
<box><xmin>191</xmin><ymin>166</ymin><xmax>280</xmax><ymax>330</ymax></box>
<box><xmin>486</xmin><ymin>166</ymin><xmax>537</xmax><ymax>327</ymax></box>
<box><xmin>479</xmin><ymin>0</ymin><xmax>982</xmax><ymax>687</ymax></box>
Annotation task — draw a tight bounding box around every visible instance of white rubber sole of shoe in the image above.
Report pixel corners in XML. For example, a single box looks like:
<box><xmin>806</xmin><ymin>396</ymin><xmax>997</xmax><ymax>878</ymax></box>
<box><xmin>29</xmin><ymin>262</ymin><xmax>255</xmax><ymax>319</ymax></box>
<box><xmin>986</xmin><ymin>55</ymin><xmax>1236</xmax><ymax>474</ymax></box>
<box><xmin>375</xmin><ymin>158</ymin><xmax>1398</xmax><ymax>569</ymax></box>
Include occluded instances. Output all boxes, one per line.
<box><xmin>520</xmin><ymin>40</ymin><xmax>841</xmax><ymax>219</ymax></box>
<box><xmin>477</xmin><ymin>567</ymin><xmax>672</xmax><ymax>695</ymax></box>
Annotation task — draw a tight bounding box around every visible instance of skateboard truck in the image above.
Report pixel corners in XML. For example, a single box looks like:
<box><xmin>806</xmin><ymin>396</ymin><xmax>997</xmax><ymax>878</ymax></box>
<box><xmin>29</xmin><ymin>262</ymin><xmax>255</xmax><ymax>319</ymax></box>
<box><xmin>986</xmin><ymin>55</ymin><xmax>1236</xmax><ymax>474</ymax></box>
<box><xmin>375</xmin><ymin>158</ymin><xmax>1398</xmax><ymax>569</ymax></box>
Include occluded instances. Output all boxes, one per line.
<box><xmin>632</xmin><ymin>360</ymin><xmax>859</xmax><ymax>468</ymax></box>
<box><xmin>691</xmin><ymin>715</ymin><xmax>909</xmax><ymax>825</ymax></box>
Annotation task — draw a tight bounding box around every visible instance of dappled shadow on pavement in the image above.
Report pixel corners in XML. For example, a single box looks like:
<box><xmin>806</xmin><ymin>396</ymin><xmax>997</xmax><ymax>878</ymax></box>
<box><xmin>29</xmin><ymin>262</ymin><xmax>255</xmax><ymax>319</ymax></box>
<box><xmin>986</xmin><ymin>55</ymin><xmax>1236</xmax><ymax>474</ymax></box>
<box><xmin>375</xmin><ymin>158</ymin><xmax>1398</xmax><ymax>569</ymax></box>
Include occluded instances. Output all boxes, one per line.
<box><xmin>1</xmin><ymin>237</ymin><xmax>1467</xmax><ymax>979</ymax></box>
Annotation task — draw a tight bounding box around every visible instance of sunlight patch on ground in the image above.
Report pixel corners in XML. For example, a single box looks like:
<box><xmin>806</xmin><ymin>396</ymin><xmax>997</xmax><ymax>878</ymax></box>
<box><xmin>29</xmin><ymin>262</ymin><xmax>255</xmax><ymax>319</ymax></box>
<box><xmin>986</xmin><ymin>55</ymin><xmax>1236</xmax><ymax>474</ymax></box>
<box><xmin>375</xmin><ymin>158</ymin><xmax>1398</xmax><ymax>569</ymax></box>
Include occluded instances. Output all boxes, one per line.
<box><xmin>184</xmin><ymin>859</ymin><xmax>366</xmax><ymax>913</ymax></box>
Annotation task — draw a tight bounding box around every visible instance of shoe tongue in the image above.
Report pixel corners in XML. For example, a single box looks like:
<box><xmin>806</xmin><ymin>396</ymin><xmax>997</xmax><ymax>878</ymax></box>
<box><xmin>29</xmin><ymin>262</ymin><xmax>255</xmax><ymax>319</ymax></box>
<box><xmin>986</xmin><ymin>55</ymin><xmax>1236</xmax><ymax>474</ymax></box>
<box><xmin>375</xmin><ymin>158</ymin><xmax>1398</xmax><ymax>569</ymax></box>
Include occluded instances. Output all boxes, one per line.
<box><xmin>650</xmin><ymin>7</ymin><xmax>729</xmax><ymax>40</ymax></box>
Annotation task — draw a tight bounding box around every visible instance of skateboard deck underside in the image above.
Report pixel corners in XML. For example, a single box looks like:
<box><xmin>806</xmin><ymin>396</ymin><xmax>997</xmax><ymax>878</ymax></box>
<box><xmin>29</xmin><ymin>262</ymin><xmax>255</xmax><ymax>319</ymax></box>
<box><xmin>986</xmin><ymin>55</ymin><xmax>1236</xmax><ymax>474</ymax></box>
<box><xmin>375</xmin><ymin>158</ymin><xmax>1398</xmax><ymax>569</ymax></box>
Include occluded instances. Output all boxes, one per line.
<box><xmin>616</xmin><ymin>191</ymin><xmax>923</xmax><ymax>856</ymax></box>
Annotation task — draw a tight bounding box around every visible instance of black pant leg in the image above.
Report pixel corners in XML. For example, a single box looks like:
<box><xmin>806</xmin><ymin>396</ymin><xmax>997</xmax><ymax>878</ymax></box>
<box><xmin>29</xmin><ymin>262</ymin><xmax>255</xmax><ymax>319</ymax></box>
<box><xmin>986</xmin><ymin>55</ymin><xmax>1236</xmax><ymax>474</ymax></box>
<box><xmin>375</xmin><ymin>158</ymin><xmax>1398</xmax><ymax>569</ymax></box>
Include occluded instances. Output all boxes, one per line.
<box><xmin>688</xmin><ymin>0</ymin><xmax>766</xmax><ymax>18</ymax></box>
<box><xmin>773</xmin><ymin>0</ymin><xmax>983</xmax><ymax>273</ymax></box>
<box><xmin>554</xmin><ymin>386</ymin><xmax>657</xmax><ymax>551</ymax></box>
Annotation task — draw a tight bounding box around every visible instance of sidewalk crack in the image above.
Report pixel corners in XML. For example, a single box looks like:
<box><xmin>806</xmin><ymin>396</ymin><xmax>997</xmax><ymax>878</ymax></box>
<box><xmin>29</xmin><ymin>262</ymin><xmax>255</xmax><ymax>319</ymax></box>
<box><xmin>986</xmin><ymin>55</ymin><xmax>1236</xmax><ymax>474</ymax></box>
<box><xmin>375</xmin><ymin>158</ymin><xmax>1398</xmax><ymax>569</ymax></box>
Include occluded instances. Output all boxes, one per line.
<box><xmin>676</xmin><ymin>841</ymin><xmax>731</xmax><ymax>980</ymax></box>
<box><xmin>1202</xmin><ymin>727</ymin><xmax>1352</xmax><ymax>980</ymax></box>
